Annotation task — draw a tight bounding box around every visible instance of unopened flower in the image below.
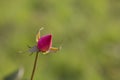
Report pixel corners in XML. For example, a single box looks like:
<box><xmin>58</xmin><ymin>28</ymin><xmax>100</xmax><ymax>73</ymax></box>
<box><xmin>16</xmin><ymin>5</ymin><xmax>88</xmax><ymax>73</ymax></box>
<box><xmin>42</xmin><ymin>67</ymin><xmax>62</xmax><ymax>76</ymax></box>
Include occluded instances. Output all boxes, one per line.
<box><xmin>29</xmin><ymin>28</ymin><xmax>60</xmax><ymax>54</ymax></box>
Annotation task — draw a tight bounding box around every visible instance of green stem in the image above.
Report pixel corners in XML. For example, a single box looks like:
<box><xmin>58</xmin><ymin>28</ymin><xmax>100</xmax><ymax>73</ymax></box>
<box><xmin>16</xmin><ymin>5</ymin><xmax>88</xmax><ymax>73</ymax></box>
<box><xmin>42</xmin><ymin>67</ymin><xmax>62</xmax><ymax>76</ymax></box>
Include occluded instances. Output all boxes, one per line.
<box><xmin>30</xmin><ymin>52</ymin><xmax>39</xmax><ymax>80</ymax></box>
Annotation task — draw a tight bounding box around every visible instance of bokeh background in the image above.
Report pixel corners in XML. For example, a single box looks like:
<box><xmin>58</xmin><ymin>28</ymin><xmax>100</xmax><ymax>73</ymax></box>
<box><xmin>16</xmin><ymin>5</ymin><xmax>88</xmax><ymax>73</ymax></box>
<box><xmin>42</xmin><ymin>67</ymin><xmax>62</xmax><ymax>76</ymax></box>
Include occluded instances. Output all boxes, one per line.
<box><xmin>0</xmin><ymin>0</ymin><xmax>120</xmax><ymax>80</ymax></box>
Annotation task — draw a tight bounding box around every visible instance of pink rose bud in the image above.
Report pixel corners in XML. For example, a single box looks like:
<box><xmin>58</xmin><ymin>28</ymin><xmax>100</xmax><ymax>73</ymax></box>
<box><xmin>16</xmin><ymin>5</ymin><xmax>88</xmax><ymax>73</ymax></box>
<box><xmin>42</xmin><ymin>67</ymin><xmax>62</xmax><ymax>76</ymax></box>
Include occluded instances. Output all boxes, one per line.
<box><xmin>28</xmin><ymin>28</ymin><xmax>59</xmax><ymax>54</ymax></box>
<box><xmin>37</xmin><ymin>34</ymin><xmax>52</xmax><ymax>52</ymax></box>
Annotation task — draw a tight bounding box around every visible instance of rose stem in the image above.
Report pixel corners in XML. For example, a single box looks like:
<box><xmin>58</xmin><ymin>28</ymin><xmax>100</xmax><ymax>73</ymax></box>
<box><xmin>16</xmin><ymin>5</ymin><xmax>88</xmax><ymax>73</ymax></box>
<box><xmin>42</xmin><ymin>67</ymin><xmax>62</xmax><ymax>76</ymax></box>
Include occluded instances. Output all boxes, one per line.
<box><xmin>30</xmin><ymin>52</ymin><xmax>39</xmax><ymax>80</ymax></box>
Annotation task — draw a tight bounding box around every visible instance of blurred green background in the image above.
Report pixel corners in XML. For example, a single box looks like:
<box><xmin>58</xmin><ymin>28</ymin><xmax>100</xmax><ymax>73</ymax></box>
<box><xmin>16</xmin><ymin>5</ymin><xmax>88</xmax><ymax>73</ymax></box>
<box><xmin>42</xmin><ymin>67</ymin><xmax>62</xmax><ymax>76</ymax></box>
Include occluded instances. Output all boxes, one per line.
<box><xmin>0</xmin><ymin>0</ymin><xmax>120</xmax><ymax>80</ymax></box>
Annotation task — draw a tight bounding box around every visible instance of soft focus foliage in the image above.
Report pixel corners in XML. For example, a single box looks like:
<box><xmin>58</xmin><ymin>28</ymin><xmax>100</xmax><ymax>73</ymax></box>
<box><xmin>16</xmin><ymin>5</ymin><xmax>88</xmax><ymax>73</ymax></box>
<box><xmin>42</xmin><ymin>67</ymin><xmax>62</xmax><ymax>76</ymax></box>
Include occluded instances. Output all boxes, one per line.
<box><xmin>0</xmin><ymin>0</ymin><xmax>120</xmax><ymax>80</ymax></box>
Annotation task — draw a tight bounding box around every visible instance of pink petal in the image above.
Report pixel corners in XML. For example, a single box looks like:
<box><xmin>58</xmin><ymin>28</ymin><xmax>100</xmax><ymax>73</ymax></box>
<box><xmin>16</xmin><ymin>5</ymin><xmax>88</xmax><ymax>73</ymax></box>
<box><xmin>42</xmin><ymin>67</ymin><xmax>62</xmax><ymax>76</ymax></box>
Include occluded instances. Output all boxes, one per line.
<box><xmin>37</xmin><ymin>34</ymin><xmax>52</xmax><ymax>52</ymax></box>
